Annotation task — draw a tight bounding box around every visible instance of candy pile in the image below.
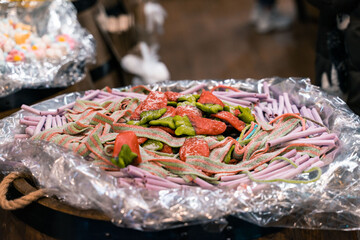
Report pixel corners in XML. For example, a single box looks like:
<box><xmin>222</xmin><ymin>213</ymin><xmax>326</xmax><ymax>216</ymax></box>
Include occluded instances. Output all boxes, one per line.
<box><xmin>16</xmin><ymin>83</ymin><xmax>339</xmax><ymax>190</ymax></box>
<box><xmin>0</xmin><ymin>19</ymin><xmax>75</xmax><ymax>63</ymax></box>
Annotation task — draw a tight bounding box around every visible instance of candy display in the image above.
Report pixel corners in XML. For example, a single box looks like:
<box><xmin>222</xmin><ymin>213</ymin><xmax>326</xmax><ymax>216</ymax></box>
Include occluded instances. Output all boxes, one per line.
<box><xmin>1</xmin><ymin>78</ymin><xmax>359</xmax><ymax>231</ymax></box>
<box><xmin>0</xmin><ymin>0</ymin><xmax>95</xmax><ymax>97</ymax></box>
<box><xmin>15</xmin><ymin>81</ymin><xmax>338</xmax><ymax>189</ymax></box>
<box><xmin>0</xmin><ymin>19</ymin><xmax>75</xmax><ymax>62</ymax></box>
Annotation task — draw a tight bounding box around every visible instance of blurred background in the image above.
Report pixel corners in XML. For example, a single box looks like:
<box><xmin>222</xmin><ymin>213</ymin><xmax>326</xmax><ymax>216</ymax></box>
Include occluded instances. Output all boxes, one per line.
<box><xmin>158</xmin><ymin>0</ymin><xmax>317</xmax><ymax>81</ymax></box>
<box><xmin>73</xmin><ymin>0</ymin><xmax>319</xmax><ymax>88</ymax></box>
<box><xmin>0</xmin><ymin>0</ymin><xmax>321</xmax><ymax>116</ymax></box>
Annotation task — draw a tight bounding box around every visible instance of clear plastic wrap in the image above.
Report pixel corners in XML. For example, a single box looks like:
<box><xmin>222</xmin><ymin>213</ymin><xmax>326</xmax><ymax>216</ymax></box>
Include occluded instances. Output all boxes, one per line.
<box><xmin>0</xmin><ymin>78</ymin><xmax>360</xmax><ymax>231</ymax></box>
<box><xmin>0</xmin><ymin>0</ymin><xmax>95</xmax><ymax>97</ymax></box>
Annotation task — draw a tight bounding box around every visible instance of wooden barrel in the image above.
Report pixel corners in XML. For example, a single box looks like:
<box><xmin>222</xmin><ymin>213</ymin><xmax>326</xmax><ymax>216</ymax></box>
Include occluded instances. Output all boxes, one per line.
<box><xmin>0</xmin><ymin>174</ymin><xmax>280</xmax><ymax>239</ymax></box>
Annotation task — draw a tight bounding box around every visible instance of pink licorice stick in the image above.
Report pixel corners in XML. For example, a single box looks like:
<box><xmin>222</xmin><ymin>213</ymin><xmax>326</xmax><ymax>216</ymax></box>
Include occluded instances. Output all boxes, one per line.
<box><xmin>277</xmin><ymin>95</ymin><xmax>285</xmax><ymax>115</ymax></box>
<box><xmin>225</xmin><ymin>154</ymin><xmax>304</xmax><ymax>184</ymax></box>
<box><xmin>266</xmin><ymin>149</ymin><xmax>298</xmax><ymax>167</ymax></box>
<box><xmin>52</xmin><ymin>118</ymin><xmax>58</xmax><ymax>128</ymax></box>
<box><xmin>286</xmin><ymin>133</ymin><xmax>337</xmax><ymax>143</ymax></box>
<box><xmin>25</xmin><ymin>126</ymin><xmax>35</xmax><ymax>136</ymax></box>
<box><xmin>263</xmin><ymin>81</ymin><xmax>270</xmax><ymax>98</ymax></box>
<box><xmin>97</xmin><ymin>96</ymin><xmax>118</xmax><ymax>103</ymax></box>
<box><xmin>311</xmin><ymin>108</ymin><xmax>324</xmax><ymax>125</ymax></box>
<box><xmin>283</xmin><ymin>93</ymin><xmax>293</xmax><ymax>113</ymax></box>
<box><xmin>56</xmin><ymin>115</ymin><xmax>62</xmax><ymax>127</ymax></box>
<box><xmin>98</xmin><ymin>91</ymin><xmax>113</xmax><ymax>97</ymax></box>
<box><xmin>117</xmin><ymin>179</ymin><xmax>131</xmax><ymax>187</ymax></box>
<box><xmin>20</xmin><ymin>119</ymin><xmax>38</xmax><ymax>126</ymax></box>
<box><xmin>317</xmin><ymin>133</ymin><xmax>337</xmax><ymax>140</ymax></box>
<box><xmin>291</xmin><ymin>105</ymin><xmax>300</xmax><ymax>114</ymax></box>
<box><xmin>128</xmin><ymin>165</ymin><xmax>153</xmax><ymax>176</ymax></box>
<box><xmin>166</xmin><ymin>177</ymin><xmax>193</xmax><ymax>185</ymax></box>
<box><xmin>40</xmin><ymin>110</ymin><xmax>58</xmax><ymax>116</ymax></box>
<box><xmin>216</xmin><ymin>95</ymin><xmax>252</xmax><ymax>106</ymax></box>
<box><xmin>81</xmin><ymin>90</ymin><xmax>100</xmax><ymax>101</ymax></box>
<box><xmin>144</xmin><ymin>178</ymin><xmax>180</xmax><ymax>189</ymax></box>
<box><xmin>34</xmin><ymin>116</ymin><xmax>46</xmax><ymax>135</ymax></box>
<box><xmin>58</xmin><ymin>91</ymin><xmax>99</xmax><ymax>113</ymax></box>
<box><xmin>61</xmin><ymin>116</ymin><xmax>67</xmax><ymax>125</ymax></box>
<box><xmin>126</xmin><ymin>166</ymin><xmax>145</xmax><ymax>178</ymax></box>
<box><xmin>193</xmin><ymin>177</ymin><xmax>214</xmax><ymax>189</ymax></box>
<box><xmin>307</xmin><ymin>160</ymin><xmax>325</xmax><ymax>170</ymax></box>
<box><xmin>242</xmin><ymin>97</ymin><xmax>260</xmax><ymax>103</ymax></box>
<box><xmin>21</xmin><ymin>104</ymin><xmax>40</xmax><ymax>115</ymax></box>
<box><xmin>45</xmin><ymin>115</ymin><xmax>52</xmax><ymax>130</ymax></box>
<box><xmin>284</xmin><ymin>139</ymin><xmax>335</xmax><ymax>146</ymax></box>
<box><xmin>57</xmin><ymin>101</ymin><xmax>77</xmax><ymax>113</ymax></box>
<box><xmin>267</xmin><ymin>127</ymin><xmax>328</xmax><ymax>147</ymax></box>
<box><xmin>254</xmin><ymin>155</ymin><xmax>310</xmax><ymax>180</ymax></box>
<box><xmin>272</xmin><ymin>100</ymin><xmax>278</xmax><ymax>116</ymax></box>
<box><xmin>220</xmin><ymin>155</ymin><xmax>312</xmax><ymax>186</ymax></box>
<box><xmin>220</xmin><ymin>149</ymin><xmax>298</xmax><ymax>182</ymax></box>
<box><xmin>263</xmin><ymin>157</ymin><xmax>319</xmax><ymax>181</ymax></box>
<box><xmin>220</xmin><ymin>99</ymin><xmax>246</xmax><ymax>107</ymax></box>
<box><xmin>111</xmin><ymin>89</ymin><xmax>147</xmax><ymax>100</ymax></box>
<box><xmin>213</xmin><ymin>91</ymin><xmax>268</xmax><ymax>99</ymax></box>
<box><xmin>180</xmin><ymin>82</ymin><xmax>207</xmax><ymax>94</ymax></box>
<box><xmin>24</xmin><ymin>116</ymin><xmax>42</xmax><ymax>121</ymax></box>
<box><xmin>255</xmin><ymin>93</ymin><xmax>269</xmax><ymax>99</ymax></box>
<box><xmin>254</xmin><ymin>106</ymin><xmax>267</xmax><ymax>123</ymax></box>
<box><xmin>300</xmin><ymin>106</ymin><xmax>314</xmax><ymax>127</ymax></box>
<box><xmin>258</xmin><ymin>104</ymin><xmax>273</xmax><ymax>117</ymax></box>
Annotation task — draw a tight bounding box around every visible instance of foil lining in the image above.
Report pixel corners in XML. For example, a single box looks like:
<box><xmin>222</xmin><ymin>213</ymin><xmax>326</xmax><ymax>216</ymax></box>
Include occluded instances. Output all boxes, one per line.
<box><xmin>0</xmin><ymin>78</ymin><xmax>360</xmax><ymax>231</ymax></box>
<box><xmin>0</xmin><ymin>0</ymin><xmax>95</xmax><ymax>97</ymax></box>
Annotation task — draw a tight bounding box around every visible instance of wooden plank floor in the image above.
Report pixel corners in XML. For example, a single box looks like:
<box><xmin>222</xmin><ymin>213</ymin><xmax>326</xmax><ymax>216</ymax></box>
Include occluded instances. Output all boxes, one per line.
<box><xmin>158</xmin><ymin>0</ymin><xmax>318</xmax><ymax>83</ymax></box>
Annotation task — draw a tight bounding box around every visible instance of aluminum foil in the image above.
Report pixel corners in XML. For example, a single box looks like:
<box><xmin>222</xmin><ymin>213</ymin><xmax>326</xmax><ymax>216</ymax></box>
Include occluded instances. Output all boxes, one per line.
<box><xmin>0</xmin><ymin>78</ymin><xmax>360</xmax><ymax>231</ymax></box>
<box><xmin>0</xmin><ymin>0</ymin><xmax>95</xmax><ymax>97</ymax></box>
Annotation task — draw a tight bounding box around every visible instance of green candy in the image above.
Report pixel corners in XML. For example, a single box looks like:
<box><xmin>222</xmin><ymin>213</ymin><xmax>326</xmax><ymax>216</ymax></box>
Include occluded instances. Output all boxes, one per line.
<box><xmin>178</xmin><ymin>94</ymin><xmax>197</xmax><ymax>103</ymax></box>
<box><xmin>139</xmin><ymin>108</ymin><xmax>167</xmax><ymax>125</ymax></box>
<box><xmin>126</xmin><ymin>120</ymin><xmax>138</xmax><ymax>125</ymax></box>
<box><xmin>224</xmin><ymin>145</ymin><xmax>235</xmax><ymax>164</ymax></box>
<box><xmin>177</xmin><ymin>101</ymin><xmax>195</xmax><ymax>107</ymax></box>
<box><xmin>195</xmin><ymin>102</ymin><xmax>223</xmax><ymax>114</ymax></box>
<box><xmin>193</xmin><ymin>94</ymin><xmax>200</xmax><ymax>100</ymax></box>
<box><xmin>167</xmin><ymin>101</ymin><xmax>178</xmax><ymax>107</ymax></box>
<box><xmin>111</xmin><ymin>144</ymin><xmax>137</xmax><ymax>168</ymax></box>
<box><xmin>173</xmin><ymin>115</ymin><xmax>195</xmax><ymax>136</ymax></box>
<box><xmin>149</xmin><ymin>116</ymin><xmax>176</xmax><ymax>129</ymax></box>
<box><xmin>216</xmin><ymin>135</ymin><xmax>225</xmax><ymax>141</ymax></box>
<box><xmin>237</xmin><ymin>106</ymin><xmax>255</xmax><ymax>124</ymax></box>
<box><xmin>142</xmin><ymin>139</ymin><xmax>164</xmax><ymax>151</ymax></box>
<box><xmin>126</xmin><ymin>120</ymin><xmax>148</xmax><ymax>127</ymax></box>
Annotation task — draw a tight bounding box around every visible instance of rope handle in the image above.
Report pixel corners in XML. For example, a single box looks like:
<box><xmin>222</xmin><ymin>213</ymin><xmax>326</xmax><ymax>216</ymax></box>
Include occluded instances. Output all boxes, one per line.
<box><xmin>0</xmin><ymin>172</ymin><xmax>46</xmax><ymax>210</ymax></box>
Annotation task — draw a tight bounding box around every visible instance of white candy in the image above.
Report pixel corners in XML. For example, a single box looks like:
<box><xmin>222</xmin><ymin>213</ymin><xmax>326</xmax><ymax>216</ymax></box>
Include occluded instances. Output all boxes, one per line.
<box><xmin>46</xmin><ymin>48</ymin><xmax>62</xmax><ymax>60</ymax></box>
<box><xmin>51</xmin><ymin>43</ymin><xmax>68</xmax><ymax>55</ymax></box>
<box><xmin>42</xmin><ymin>35</ymin><xmax>52</xmax><ymax>46</ymax></box>
<box><xmin>3</xmin><ymin>39</ymin><xmax>15</xmax><ymax>53</ymax></box>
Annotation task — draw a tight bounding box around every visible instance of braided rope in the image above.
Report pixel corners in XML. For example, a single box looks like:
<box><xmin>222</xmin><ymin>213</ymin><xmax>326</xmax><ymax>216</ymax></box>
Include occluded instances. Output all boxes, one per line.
<box><xmin>0</xmin><ymin>172</ymin><xmax>46</xmax><ymax>210</ymax></box>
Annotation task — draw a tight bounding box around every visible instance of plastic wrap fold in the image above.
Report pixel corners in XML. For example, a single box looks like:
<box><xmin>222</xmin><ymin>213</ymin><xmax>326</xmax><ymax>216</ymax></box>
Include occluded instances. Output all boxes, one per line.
<box><xmin>0</xmin><ymin>0</ymin><xmax>95</xmax><ymax>97</ymax></box>
<box><xmin>0</xmin><ymin>78</ymin><xmax>359</xmax><ymax>231</ymax></box>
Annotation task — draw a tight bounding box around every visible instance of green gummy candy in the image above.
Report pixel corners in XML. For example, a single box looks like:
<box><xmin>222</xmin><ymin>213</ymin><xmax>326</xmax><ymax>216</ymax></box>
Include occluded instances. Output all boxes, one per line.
<box><xmin>149</xmin><ymin>116</ymin><xmax>176</xmax><ymax>129</ymax></box>
<box><xmin>139</xmin><ymin>108</ymin><xmax>167</xmax><ymax>125</ymax></box>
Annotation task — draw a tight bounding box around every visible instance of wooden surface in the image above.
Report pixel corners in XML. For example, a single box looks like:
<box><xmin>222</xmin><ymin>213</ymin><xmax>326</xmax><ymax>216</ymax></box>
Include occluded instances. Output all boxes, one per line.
<box><xmin>158</xmin><ymin>0</ymin><xmax>317</xmax><ymax>82</ymax></box>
